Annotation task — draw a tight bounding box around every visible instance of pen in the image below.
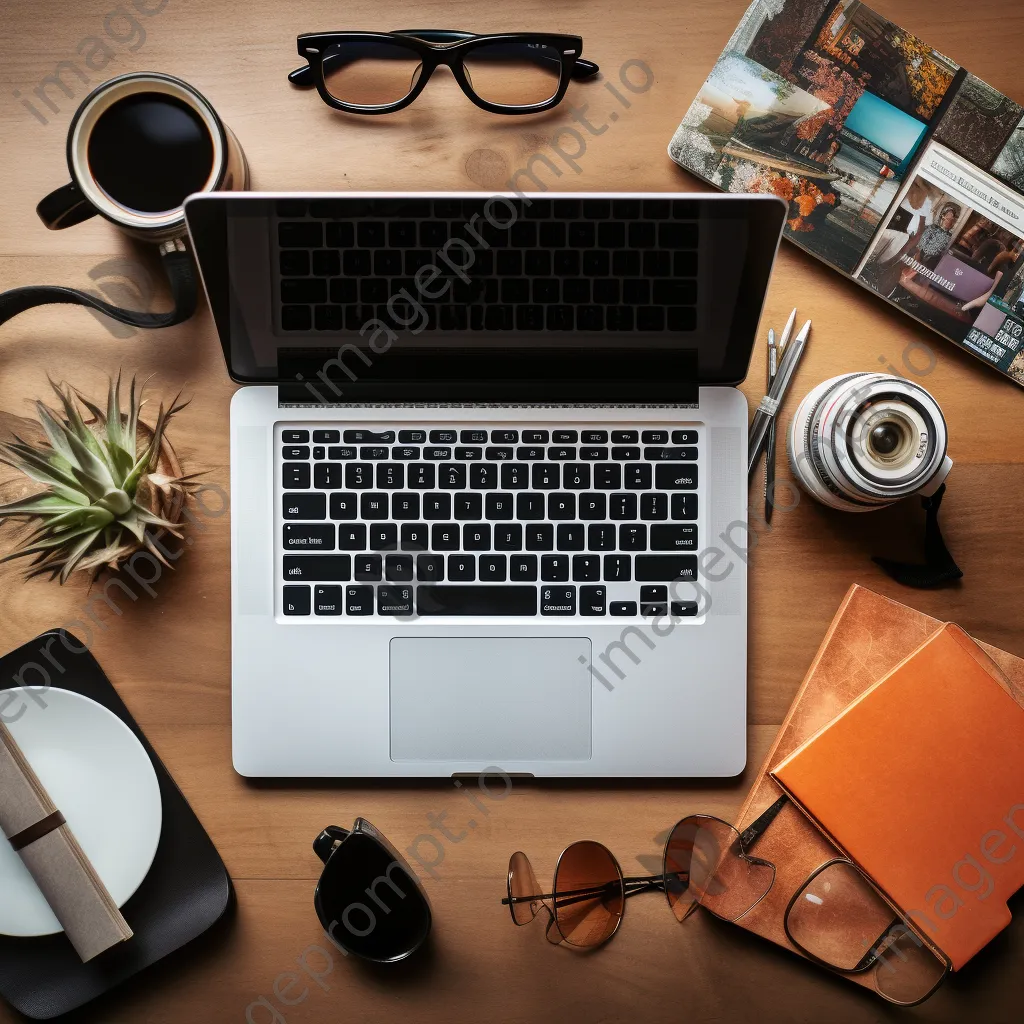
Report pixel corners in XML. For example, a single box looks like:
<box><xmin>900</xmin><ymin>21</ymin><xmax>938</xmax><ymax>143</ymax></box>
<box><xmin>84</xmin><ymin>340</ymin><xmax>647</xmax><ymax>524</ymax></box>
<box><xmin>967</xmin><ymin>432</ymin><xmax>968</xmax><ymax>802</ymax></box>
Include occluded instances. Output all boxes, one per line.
<box><xmin>748</xmin><ymin>318</ymin><xmax>811</xmax><ymax>480</ymax></box>
<box><xmin>764</xmin><ymin>328</ymin><xmax>777</xmax><ymax>523</ymax></box>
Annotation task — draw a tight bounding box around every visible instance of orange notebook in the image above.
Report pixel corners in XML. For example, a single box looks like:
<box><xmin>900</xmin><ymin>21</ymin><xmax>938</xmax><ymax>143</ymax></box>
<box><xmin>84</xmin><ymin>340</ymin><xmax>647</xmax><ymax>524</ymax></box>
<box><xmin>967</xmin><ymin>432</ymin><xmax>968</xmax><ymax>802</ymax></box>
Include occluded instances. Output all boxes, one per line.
<box><xmin>771</xmin><ymin>622</ymin><xmax>1024</xmax><ymax>971</ymax></box>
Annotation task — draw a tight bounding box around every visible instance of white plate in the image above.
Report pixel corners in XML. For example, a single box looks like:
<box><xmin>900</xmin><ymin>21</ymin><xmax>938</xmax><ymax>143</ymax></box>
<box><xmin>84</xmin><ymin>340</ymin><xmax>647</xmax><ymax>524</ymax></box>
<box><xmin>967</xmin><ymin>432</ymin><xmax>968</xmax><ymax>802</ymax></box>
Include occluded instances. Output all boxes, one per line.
<box><xmin>0</xmin><ymin>687</ymin><xmax>162</xmax><ymax>937</ymax></box>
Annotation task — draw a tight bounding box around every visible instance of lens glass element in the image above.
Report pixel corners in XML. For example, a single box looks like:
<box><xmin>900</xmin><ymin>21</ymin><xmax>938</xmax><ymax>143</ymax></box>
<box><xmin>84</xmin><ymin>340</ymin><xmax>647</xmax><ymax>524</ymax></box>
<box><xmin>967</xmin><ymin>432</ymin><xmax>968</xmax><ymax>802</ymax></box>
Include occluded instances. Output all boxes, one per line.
<box><xmin>322</xmin><ymin>40</ymin><xmax>423</xmax><ymax>106</ymax></box>
<box><xmin>552</xmin><ymin>840</ymin><xmax>623</xmax><ymax>947</ymax></box>
<box><xmin>463</xmin><ymin>42</ymin><xmax>562</xmax><ymax>106</ymax></box>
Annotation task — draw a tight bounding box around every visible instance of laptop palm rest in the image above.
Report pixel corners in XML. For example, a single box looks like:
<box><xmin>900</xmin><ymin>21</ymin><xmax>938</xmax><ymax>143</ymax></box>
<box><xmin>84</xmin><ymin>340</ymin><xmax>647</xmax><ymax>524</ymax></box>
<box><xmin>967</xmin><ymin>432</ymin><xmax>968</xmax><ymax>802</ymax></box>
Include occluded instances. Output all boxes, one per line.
<box><xmin>389</xmin><ymin>638</ymin><xmax>592</xmax><ymax>762</ymax></box>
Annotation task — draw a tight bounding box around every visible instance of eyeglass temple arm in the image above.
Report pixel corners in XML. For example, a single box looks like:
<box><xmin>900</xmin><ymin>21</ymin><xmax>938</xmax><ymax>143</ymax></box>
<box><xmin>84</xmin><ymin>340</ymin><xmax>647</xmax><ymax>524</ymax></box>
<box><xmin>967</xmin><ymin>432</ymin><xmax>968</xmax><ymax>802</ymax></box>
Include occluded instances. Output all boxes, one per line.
<box><xmin>288</xmin><ymin>30</ymin><xmax>600</xmax><ymax>86</ymax></box>
<box><xmin>502</xmin><ymin>872</ymin><xmax>683</xmax><ymax>909</ymax></box>
<box><xmin>735</xmin><ymin>793</ymin><xmax>789</xmax><ymax>853</ymax></box>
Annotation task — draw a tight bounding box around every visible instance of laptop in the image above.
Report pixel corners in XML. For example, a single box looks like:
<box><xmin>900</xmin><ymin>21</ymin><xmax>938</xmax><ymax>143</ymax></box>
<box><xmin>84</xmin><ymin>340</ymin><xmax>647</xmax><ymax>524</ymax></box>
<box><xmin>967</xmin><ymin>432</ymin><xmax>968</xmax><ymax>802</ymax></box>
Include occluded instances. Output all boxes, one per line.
<box><xmin>184</xmin><ymin>191</ymin><xmax>785</xmax><ymax>777</ymax></box>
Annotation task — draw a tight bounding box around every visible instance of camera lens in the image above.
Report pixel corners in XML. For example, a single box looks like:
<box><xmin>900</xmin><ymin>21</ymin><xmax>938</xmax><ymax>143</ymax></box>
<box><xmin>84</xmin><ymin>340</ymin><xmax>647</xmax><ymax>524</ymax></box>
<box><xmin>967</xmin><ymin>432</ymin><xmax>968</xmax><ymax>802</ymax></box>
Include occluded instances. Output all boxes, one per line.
<box><xmin>870</xmin><ymin>422</ymin><xmax>902</xmax><ymax>456</ymax></box>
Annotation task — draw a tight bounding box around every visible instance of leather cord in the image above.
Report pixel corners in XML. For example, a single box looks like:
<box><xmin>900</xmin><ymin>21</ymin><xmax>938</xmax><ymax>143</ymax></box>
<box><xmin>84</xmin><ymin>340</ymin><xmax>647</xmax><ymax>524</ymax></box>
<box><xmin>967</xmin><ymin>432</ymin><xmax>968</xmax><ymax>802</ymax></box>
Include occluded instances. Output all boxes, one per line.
<box><xmin>0</xmin><ymin>239</ymin><xmax>197</xmax><ymax>330</ymax></box>
<box><xmin>873</xmin><ymin>483</ymin><xmax>964</xmax><ymax>588</ymax></box>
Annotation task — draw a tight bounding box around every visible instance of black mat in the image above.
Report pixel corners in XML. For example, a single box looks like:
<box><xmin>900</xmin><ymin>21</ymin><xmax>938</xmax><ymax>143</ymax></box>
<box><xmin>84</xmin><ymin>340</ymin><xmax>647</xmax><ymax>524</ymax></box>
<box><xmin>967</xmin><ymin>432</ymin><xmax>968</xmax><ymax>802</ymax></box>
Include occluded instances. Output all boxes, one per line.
<box><xmin>0</xmin><ymin>630</ymin><xmax>232</xmax><ymax>1019</ymax></box>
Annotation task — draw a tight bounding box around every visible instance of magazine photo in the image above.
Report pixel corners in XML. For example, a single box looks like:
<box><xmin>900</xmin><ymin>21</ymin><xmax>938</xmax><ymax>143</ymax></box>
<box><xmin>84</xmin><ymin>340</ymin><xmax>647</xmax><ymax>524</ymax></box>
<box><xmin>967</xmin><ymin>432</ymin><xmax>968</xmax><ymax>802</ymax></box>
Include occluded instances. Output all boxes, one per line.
<box><xmin>668</xmin><ymin>0</ymin><xmax>1024</xmax><ymax>386</ymax></box>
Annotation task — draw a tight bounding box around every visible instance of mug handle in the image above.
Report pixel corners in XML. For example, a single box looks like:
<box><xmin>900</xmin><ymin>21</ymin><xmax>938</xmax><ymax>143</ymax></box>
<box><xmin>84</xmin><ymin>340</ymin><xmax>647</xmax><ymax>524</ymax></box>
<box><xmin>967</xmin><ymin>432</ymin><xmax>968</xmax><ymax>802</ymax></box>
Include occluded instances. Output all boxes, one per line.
<box><xmin>37</xmin><ymin>182</ymin><xmax>96</xmax><ymax>230</ymax></box>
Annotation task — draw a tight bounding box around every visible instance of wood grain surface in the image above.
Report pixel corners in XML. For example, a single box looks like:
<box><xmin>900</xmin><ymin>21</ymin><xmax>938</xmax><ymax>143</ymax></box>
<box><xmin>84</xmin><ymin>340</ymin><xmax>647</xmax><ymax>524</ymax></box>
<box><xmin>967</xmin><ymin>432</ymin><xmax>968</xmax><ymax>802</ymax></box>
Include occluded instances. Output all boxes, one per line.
<box><xmin>1</xmin><ymin>0</ymin><xmax>1023</xmax><ymax>1021</ymax></box>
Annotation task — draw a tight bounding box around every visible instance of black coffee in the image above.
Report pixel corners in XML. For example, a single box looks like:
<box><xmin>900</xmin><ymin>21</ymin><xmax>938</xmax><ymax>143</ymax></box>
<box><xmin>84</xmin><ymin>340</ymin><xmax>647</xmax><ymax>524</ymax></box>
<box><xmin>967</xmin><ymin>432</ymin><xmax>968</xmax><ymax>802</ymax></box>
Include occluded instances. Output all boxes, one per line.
<box><xmin>87</xmin><ymin>92</ymin><xmax>214</xmax><ymax>213</ymax></box>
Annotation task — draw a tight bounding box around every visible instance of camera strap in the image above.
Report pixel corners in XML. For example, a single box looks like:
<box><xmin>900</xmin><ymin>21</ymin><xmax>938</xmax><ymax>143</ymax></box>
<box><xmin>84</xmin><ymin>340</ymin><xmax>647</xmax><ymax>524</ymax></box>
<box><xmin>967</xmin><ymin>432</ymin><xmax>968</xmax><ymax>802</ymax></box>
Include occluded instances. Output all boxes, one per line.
<box><xmin>0</xmin><ymin>240</ymin><xmax>197</xmax><ymax>331</ymax></box>
<box><xmin>872</xmin><ymin>483</ymin><xmax>964</xmax><ymax>588</ymax></box>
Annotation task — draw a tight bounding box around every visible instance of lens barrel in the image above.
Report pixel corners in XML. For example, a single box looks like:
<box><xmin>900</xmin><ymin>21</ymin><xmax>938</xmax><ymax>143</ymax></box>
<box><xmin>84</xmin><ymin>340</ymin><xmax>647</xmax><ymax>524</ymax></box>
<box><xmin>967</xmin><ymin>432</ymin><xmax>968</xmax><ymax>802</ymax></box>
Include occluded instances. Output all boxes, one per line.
<box><xmin>788</xmin><ymin>373</ymin><xmax>950</xmax><ymax>512</ymax></box>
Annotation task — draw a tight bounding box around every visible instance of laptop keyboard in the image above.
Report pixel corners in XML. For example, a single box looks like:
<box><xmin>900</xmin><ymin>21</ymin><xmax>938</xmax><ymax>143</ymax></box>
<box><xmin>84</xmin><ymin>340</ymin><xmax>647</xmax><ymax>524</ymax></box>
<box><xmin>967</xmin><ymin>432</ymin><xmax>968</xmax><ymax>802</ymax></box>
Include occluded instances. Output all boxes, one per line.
<box><xmin>274</xmin><ymin>197</ymin><xmax>699</xmax><ymax>334</ymax></box>
<box><xmin>279</xmin><ymin>423</ymin><xmax>701</xmax><ymax>619</ymax></box>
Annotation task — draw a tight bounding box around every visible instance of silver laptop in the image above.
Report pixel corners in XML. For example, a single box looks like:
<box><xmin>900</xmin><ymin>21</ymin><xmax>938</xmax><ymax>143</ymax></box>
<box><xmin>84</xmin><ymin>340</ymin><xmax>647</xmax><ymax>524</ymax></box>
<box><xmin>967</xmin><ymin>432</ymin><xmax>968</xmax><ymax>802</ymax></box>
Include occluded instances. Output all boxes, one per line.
<box><xmin>184</xmin><ymin>191</ymin><xmax>785</xmax><ymax>777</ymax></box>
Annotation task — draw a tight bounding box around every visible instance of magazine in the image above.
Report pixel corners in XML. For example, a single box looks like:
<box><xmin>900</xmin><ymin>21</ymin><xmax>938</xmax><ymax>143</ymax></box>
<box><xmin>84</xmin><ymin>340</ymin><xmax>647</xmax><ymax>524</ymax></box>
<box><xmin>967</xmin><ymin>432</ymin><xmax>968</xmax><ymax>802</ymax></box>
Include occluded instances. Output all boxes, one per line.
<box><xmin>668</xmin><ymin>0</ymin><xmax>1024</xmax><ymax>386</ymax></box>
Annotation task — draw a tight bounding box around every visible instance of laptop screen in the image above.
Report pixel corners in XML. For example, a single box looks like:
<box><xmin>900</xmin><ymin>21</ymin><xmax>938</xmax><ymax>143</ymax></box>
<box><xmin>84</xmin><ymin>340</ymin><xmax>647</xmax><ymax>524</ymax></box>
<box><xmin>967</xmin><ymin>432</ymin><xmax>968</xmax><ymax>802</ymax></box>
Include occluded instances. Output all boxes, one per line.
<box><xmin>186</xmin><ymin>192</ymin><xmax>785</xmax><ymax>399</ymax></box>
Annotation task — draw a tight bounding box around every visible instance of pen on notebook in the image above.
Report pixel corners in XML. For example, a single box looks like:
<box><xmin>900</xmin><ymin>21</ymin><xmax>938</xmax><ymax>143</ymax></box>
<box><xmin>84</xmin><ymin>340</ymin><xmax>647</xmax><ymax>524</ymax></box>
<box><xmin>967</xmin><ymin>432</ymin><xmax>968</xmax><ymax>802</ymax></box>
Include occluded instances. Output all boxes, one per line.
<box><xmin>748</xmin><ymin>318</ymin><xmax>811</xmax><ymax>480</ymax></box>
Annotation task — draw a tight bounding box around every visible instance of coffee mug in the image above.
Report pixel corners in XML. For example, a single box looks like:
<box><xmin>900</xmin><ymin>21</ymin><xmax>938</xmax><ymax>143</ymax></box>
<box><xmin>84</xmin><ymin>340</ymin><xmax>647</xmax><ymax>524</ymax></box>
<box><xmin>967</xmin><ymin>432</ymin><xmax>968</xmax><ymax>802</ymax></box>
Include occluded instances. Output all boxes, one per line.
<box><xmin>313</xmin><ymin>819</ymin><xmax>432</xmax><ymax>963</ymax></box>
<box><xmin>36</xmin><ymin>71</ymin><xmax>248</xmax><ymax>242</ymax></box>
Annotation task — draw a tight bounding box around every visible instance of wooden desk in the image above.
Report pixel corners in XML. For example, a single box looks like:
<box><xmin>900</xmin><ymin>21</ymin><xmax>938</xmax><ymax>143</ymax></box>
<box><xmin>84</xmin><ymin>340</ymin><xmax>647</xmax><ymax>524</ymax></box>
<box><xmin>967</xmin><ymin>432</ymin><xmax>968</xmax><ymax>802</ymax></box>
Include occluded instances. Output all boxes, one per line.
<box><xmin>1</xmin><ymin>0</ymin><xmax>1023</xmax><ymax>1020</ymax></box>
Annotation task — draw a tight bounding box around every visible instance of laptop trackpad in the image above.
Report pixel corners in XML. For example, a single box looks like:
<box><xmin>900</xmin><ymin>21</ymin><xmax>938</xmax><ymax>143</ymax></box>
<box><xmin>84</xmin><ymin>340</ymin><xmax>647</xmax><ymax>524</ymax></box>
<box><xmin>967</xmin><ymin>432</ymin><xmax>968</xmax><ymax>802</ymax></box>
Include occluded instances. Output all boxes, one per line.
<box><xmin>390</xmin><ymin>638</ymin><xmax>592</xmax><ymax>762</ymax></box>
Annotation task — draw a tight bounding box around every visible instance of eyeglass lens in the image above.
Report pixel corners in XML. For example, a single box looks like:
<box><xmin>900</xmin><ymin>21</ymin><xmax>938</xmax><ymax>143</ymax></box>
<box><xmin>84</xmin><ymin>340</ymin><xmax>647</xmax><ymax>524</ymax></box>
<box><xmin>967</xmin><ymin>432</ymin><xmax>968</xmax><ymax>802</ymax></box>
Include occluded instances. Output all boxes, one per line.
<box><xmin>322</xmin><ymin>40</ymin><xmax>424</xmax><ymax>107</ymax></box>
<box><xmin>552</xmin><ymin>840</ymin><xmax>624</xmax><ymax>947</ymax></box>
<box><xmin>786</xmin><ymin>861</ymin><xmax>947</xmax><ymax>1005</ymax></box>
<box><xmin>664</xmin><ymin>815</ymin><xmax>776</xmax><ymax>923</ymax></box>
<box><xmin>462</xmin><ymin>42</ymin><xmax>563</xmax><ymax>106</ymax></box>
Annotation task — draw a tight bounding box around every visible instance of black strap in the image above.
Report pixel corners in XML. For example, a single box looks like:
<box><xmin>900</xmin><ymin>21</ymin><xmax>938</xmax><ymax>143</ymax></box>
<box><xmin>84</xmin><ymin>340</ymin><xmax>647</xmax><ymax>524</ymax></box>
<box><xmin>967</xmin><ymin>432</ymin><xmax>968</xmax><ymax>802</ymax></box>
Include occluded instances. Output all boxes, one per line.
<box><xmin>872</xmin><ymin>483</ymin><xmax>964</xmax><ymax>589</ymax></box>
<box><xmin>0</xmin><ymin>241</ymin><xmax>197</xmax><ymax>330</ymax></box>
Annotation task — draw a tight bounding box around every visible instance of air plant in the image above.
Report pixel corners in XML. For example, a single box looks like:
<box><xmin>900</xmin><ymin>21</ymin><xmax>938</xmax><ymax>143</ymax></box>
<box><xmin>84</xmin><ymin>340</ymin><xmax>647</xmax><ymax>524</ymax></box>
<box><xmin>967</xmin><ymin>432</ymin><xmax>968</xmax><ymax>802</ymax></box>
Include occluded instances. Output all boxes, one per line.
<box><xmin>0</xmin><ymin>374</ymin><xmax>196</xmax><ymax>583</ymax></box>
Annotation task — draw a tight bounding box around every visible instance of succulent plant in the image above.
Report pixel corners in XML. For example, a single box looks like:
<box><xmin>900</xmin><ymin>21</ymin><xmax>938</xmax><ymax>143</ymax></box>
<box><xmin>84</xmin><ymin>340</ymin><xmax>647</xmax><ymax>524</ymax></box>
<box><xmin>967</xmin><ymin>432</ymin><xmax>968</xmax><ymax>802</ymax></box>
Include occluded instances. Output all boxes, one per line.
<box><xmin>0</xmin><ymin>374</ymin><xmax>195</xmax><ymax>583</ymax></box>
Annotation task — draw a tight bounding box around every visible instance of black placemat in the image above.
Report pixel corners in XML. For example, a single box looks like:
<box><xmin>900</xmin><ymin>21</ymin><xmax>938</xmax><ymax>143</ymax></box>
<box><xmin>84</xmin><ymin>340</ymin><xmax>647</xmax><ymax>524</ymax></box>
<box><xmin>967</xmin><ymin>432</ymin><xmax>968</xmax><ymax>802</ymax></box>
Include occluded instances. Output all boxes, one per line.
<box><xmin>0</xmin><ymin>630</ymin><xmax>232</xmax><ymax>1020</ymax></box>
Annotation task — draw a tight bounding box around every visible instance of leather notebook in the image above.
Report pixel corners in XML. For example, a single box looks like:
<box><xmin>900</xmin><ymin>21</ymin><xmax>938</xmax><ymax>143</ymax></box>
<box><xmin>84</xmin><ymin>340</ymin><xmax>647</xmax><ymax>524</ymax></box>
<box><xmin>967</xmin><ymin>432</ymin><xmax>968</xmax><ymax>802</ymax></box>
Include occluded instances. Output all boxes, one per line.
<box><xmin>729</xmin><ymin>586</ymin><xmax>1024</xmax><ymax>996</ymax></box>
<box><xmin>772</xmin><ymin>623</ymin><xmax>1024</xmax><ymax>971</ymax></box>
<box><xmin>0</xmin><ymin>630</ymin><xmax>233</xmax><ymax>1020</ymax></box>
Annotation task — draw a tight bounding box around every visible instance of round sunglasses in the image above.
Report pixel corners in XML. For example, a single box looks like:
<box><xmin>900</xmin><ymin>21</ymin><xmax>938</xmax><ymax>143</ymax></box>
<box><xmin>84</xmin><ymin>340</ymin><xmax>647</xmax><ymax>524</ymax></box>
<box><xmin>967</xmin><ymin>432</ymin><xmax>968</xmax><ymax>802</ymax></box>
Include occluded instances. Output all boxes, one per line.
<box><xmin>290</xmin><ymin>29</ymin><xmax>600</xmax><ymax>115</ymax></box>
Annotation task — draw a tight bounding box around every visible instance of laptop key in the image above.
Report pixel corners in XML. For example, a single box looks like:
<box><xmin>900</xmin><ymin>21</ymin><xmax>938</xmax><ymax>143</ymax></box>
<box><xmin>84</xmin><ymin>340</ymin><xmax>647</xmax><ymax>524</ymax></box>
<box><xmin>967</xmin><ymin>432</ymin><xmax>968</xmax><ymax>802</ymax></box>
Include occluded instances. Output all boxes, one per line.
<box><xmin>361</xmin><ymin>493</ymin><xmax>388</xmax><ymax>519</ymax></box>
<box><xmin>604</xmin><ymin>555</ymin><xmax>631</xmax><ymax>581</ymax></box>
<box><xmin>526</xmin><ymin>524</ymin><xmax>554</xmax><ymax>550</ymax></box>
<box><xmin>642</xmin><ymin>431</ymin><xmax>669</xmax><ymax>444</ymax></box>
<box><xmin>284</xmin><ymin>555</ymin><xmax>351</xmax><ymax>582</ymax></box>
<box><xmin>635</xmin><ymin>555</ymin><xmax>698</xmax><ymax>581</ymax></box>
<box><xmin>283</xmin><ymin>463</ymin><xmax>310</xmax><ymax>489</ymax></box>
<box><xmin>582</xmin><ymin>431</ymin><xmax>607</xmax><ymax>443</ymax></box>
<box><xmin>429</xmin><ymin>429</ymin><xmax>457</xmax><ymax>443</ymax></box>
<box><xmin>448</xmin><ymin>554</ymin><xmax>476</xmax><ymax>581</ymax></box>
<box><xmin>455</xmin><ymin>493</ymin><xmax>482</xmax><ymax>519</ymax></box>
<box><xmin>501</xmin><ymin>463</ymin><xmax>529</xmax><ymax>489</ymax></box>
<box><xmin>485</xmin><ymin>446</ymin><xmax>513</xmax><ymax>461</ymax></box>
<box><xmin>338</xmin><ymin>524</ymin><xmax>367</xmax><ymax>550</ymax></box>
<box><xmin>282</xmin><ymin>430</ymin><xmax>309</xmax><ymax>443</ymax></box>
<box><xmin>314</xmin><ymin>463</ymin><xmax>343</xmax><ymax>489</ymax></box>
<box><xmin>671</xmin><ymin>493</ymin><xmax>698</xmax><ymax>520</ymax></box>
<box><xmin>518</xmin><ymin>446</ymin><xmax>546</xmax><ymax>461</ymax></box>
<box><xmin>541</xmin><ymin>586</ymin><xmax>576</xmax><ymax>615</ymax></box>
<box><xmin>370</xmin><ymin>524</ymin><xmax>398</xmax><ymax>551</ymax></box>
<box><xmin>314</xmin><ymin>585</ymin><xmax>344</xmax><ymax>616</ymax></box>
<box><xmin>408</xmin><ymin>464</ymin><xmax>435</xmax><ymax>488</ymax></box>
<box><xmin>548</xmin><ymin>446</ymin><xmax>576</xmax><ymax>461</ymax></box>
<box><xmin>486</xmin><ymin>493</ymin><xmax>514</xmax><ymax>520</ymax></box>
<box><xmin>314</xmin><ymin>429</ymin><xmax>342</xmax><ymax>443</ymax></box>
<box><xmin>563</xmin><ymin>464</ymin><xmax>590</xmax><ymax>489</ymax></box>
<box><xmin>392</xmin><ymin>494</ymin><xmax>419</xmax><ymax>519</ymax></box>
<box><xmin>343</xmin><ymin>429</ymin><xmax>392</xmax><ymax>443</ymax></box>
<box><xmin>580</xmin><ymin>447</ymin><xmax>608</xmax><ymax>460</ymax></box>
<box><xmin>378</xmin><ymin>585</ymin><xmax>414</xmax><ymax>615</ymax></box>
<box><xmin>625</xmin><ymin>464</ymin><xmax>653</xmax><ymax>489</ymax></box>
<box><xmin>399</xmin><ymin>430</ymin><xmax>426</xmax><ymax>443</ymax></box>
<box><xmin>522</xmin><ymin>430</ymin><xmax>549</xmax><ymax>443</ymax></box>
<box><xmin>345</xmin><ymin>463</ymin><xmax>373</xmax><ymax>489</ymax></box>
<box><xmin>470</xmin><ymin>464</ymin><xmax>498</xmax><ymax>489</ymax></box>
<box><xmin>361</xmin><ymin>446</ymin><xmax>390</xmax><ymax>460</ymax></box>
<box><xmin>283</xmin><ymin>524</ymin><xmax>335</xmax><ymax>550</ymax></box>
<box><xmin>424</xmin><ymin>447</ymin><xmax>451</xmax><ymax>460</ymax></box>
<box><xmin>401</xmin><ymin>523</ymin><xmax>428</xmax><ymax>550</ymax></box>
<box><xmin>548</xmin><ymin>493</ymin><xmax>575</xmax><ymax>519</ymax></box>
<box><xmin>613</xmin><ymin>447</ymin><xmax>641</xmax><ymax>461</ymax></box>
<box><xmin>479</xmin><ymin>555</ymin><xmax>507</xmax><ymax>582</ymax></box>
<box><xmin>532</xmin><ymin>464</ymin><xmax>560</xmax><ymax>489</ymax></box>
<box><xmin>431</xmin><ymin>524</ymin><xmax>460</xmax><ymax>550</ymax></box>
<box><xmin>588</xmin><ymin>524</ymin><xmax>616</xmax><ymax>551</ymax></box>
<box><xmin>557</xmin><ymin>523</ymin><xmax>585</xmax><ymax>550</ymax></box>
<box><xmin>416</xmin><ymin>585</ymin><xmax>537</xmax><ymax>615</ymax></box>
<box><xmin>651</xmin><ymin>525</ymin><xmax>698</xmax><ymax>551</ymax></box>
<box><xmin>517</xmin><ymin>493</ymin><xmax>545</xmax><ymax>519</ymax></box>
<box><xmin>579</xmin><ymin>494</ymin><xmax>606</xmax><ymax>520</ymax></box>
<box><xmin>439</xmin><ymin>464</ymin><xmax>465</xmax><ymax>489</ymax></box>
<box><xmin>376</xmin><ymin>464</ymin><xmax>404</xmax><ymax>488</ymax></box>
<box><xmin>491</xmin><ymin>430</ymin><xmax>518</xmax><ymax>443</ymax></box>
<box><xmin>610</xmin><ymin>494</ymin><xmax>638</xmax><ymax>519</ymax></box>
<box><xmin>641</xmin><ymin>493</ymin><xmax>668</xmax><ymax>520</ymax></box>
<box><xmin>456</xmin><ymin>446</ymin><xmax>482</xmax><ymax>460</ymax></box>
<box><xmin>641</xmin><ymin>586</ymin><xmax>668</xmax><ymax>604</ymax></box>
<box><xmin>385</xmin><ymin>555</ymin><xmax>414</xmax><ymax>582</ymax></box>
<box><xmin>328</xmin><ymin>447</ymin><xmax>357</xmax><ymax>460</ymax></box>
<box><xmin>510</xmin><ymin>555</ymin><xmax>538</xmax><ymax>581</ymax></box>
<box><xmin>541</xmin><ymin>554</ymin><xmax>569</xmax><ymax>582</ymax></box>
<box><xmin>283</xmin><ymin>585</ymin><xmax>311</xmax><ymax>615</ymax></box>
<box><xmin>424</xmin><ymin>493</ymin><xmax>452</xmax><ymax>519</ymax></box>
<box><xmin>580</xmin><ymin>585</ymin><xmax>607</xmax><ymax>616</ymax></box>
<box><xmin>355</xmin><ymin>555</ymin><xmax>383</xmax><ymax>581</ymax></box>
<box><xmin>572</xmin><ymin>555</ymin><xmax>601</xmax><ymax>582</ymax></box>
<box><xmin>346</xmin><ymin>585</ymin><xmax>374</xmax><ymax>615</ymax></box>
<box><xmin>641</xmin><ymin>603</ymin><xmax>668</xmax><ymax>618</ymax></box>
<box><xmin>611</xmin><ymin>430</ymin><xmax>639</xmax><ymax>443</ymax></box>
<box><xmin>282</xmin><ymin>446</ymin><xmax>310</xmax><ymax>460</ymax></box>
<box><xmin>671</xmin><ymin>430</ymin><xmax>698</xmax><ymax>444</ymax></box>
<box><xmin>646</xmin><ymin>447</ymin><xmax>697</xmax><ymax>461</ymax></box>
<box><xmin>283</xmin><ymin>493</ymin><xmax>325</xmax><ymax>520</ymax></box>
<box><xmin>619</xmin><ymin>524</ymin><xmax>647</xmax><ymax>551</ymax></box>
<box><xmin>610</xmin><ymin>601</ymin><xmax>638</xmax><ymax>616</ymax></box>
<box><xmin>416</xmin><ymin>554</ymin><xmax>444</xmax><ymax>581</ymax></box>
<box><xmin>672</xmin><ymin>601</ymin><xmax>699</xmax><ymax>617</ymax></box>
<box><xmin>656</xmin><ymin>465</ymin><xmax>699</xmax><ymax>490</ymax></box>
<box><xmin>463</xmin><ymin>524</ymin><xmax>491</xmax><ymax>550</ymax></box>
<box><xmin>495</xmin><ymin>524</ymin><xmax>522</xmax><ymax>550</ymax></box>
<box><xmin>594</xmin><ymin>465</ymin><xmax>621</xmax><ymax>489</ymax></box>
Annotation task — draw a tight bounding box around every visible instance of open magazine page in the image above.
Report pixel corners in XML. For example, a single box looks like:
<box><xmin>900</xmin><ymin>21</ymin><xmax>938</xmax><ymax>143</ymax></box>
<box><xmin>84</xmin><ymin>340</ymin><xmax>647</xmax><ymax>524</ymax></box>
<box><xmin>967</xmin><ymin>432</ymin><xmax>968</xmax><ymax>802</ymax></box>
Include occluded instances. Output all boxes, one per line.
<box><xmin>855</xmin><ymin>143</ymin><xmax>1024</xmax><ymax>384</ymax></box>
<box><xmin>668</xmin><ymin>0</ymin><xmax>960</xmax><ymax>273</ymax></box>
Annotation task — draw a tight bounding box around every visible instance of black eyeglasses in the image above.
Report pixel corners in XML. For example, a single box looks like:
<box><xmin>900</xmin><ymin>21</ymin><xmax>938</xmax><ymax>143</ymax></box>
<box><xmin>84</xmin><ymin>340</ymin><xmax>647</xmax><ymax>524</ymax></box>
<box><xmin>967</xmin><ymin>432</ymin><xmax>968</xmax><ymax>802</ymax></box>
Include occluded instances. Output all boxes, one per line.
<box><xmin>289</xmin><ymin>29</ymin><xmax>600</xmax><ymax>115</ymax></box>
